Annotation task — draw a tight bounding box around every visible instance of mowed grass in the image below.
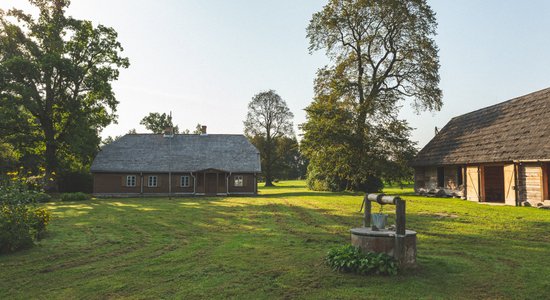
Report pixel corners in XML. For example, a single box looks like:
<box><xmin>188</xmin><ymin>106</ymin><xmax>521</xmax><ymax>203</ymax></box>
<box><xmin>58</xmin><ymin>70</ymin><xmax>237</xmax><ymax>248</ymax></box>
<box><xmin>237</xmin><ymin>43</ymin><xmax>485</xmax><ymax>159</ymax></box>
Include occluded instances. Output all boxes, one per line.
<box><xmin>1</xmin><ymin>181</ymin><xmax>549</xmax><ymax>299</ymax></box>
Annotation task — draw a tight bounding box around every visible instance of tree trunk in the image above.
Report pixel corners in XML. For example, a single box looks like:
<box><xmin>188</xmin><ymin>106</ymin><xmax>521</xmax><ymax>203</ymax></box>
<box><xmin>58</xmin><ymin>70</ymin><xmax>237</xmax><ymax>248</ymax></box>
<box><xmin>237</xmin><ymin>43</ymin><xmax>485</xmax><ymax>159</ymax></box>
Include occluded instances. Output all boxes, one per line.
<box><xmin>43</xmin><ymin>125</ymin><xmax>58</xmax><ymax>192</ymax></box>
<box><xmin>264</xmin><ymin>143</ymin><xmax>274</xmax><ymax>187</ymax></box>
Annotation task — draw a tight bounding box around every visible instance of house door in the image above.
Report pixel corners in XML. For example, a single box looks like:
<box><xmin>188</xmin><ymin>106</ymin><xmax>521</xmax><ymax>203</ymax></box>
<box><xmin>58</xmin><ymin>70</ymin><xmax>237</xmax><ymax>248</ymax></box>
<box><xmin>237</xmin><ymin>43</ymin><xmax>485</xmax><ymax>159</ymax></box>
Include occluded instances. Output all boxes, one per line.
<box><xmin>483</xmin><ymin>166</ymin><xmax>505</xmax><ymax>203</ymax></box>
<box><xmin>205</xmin><ymin>173</ymin><xmax>218</xmax><ymax>195</ymax></box>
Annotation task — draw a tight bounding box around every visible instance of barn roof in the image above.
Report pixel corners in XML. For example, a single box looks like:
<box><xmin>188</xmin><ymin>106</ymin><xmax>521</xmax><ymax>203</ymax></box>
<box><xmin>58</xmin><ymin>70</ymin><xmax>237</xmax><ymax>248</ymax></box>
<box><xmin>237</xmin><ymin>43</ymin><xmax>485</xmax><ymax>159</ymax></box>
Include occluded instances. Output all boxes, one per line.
<box><xmin>411</xmin><ymin>87</ymin><xmax>550</xmax><ymax>166</ymax></box>
<box><xmin>90</xmin><ymin>134</ymin><xmax>261</xmax><ymax>173</ymax></box>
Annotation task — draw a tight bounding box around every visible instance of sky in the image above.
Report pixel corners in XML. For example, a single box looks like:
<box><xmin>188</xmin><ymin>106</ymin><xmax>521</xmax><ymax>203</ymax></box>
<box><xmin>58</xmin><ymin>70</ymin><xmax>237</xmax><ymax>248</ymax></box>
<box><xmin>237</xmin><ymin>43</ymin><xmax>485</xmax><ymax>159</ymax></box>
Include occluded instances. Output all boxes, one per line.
<box><xmin>2</xmin><ymin>0</ymin><xmax>550</xmax><ymax>148</ymax></box>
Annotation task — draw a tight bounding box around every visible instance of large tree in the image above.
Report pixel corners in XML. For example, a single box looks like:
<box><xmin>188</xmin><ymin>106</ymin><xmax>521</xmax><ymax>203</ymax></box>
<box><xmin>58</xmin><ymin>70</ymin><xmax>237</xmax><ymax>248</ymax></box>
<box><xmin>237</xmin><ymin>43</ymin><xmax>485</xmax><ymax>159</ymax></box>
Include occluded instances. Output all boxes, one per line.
<box><xmin>244</xmin><ymin>90</ymin><xmax>294</xmax><ymax>186</ymax></box>
<box><xmin>303</xmin><ymin>0</ymin><xmax>441</xmax><ymax>191</ymax></box>
<box><xmin>140</xmin><ymin>112</ymin><xmax>179</xmax><ymax>134</ymax></box>
<box><xmin>0</xmin><ymin>0</ymin><xmax>129</xmax><ymax>190</ymax></box>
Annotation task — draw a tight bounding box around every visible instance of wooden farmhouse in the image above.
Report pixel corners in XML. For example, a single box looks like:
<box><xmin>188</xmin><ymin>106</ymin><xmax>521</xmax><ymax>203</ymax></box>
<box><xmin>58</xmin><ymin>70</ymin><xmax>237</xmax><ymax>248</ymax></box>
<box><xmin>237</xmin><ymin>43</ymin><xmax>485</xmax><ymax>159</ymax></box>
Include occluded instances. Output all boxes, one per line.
<box><xmin>90</xmin><ymin>128</ymin><xmax>261</xmax><ymax>196</ymax></box>
<box><xmin>411</xmin><ymin>88</ymin><xmax>550</xmax><ymax>206</ymax></box>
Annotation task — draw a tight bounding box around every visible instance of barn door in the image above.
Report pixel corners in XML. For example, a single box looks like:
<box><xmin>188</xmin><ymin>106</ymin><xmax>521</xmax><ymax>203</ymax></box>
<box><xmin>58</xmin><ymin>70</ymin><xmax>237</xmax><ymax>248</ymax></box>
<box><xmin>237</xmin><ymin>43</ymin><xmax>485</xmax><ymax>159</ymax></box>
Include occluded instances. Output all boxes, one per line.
<box><xmin>504</xmin><ymin>164</ymin><xmax>516</xmax><ymax>206</ymax></box>
<box><xmin>466</xmin><ymin>166</ymin><xmax>479</xmax><ymax>201</ymax></box>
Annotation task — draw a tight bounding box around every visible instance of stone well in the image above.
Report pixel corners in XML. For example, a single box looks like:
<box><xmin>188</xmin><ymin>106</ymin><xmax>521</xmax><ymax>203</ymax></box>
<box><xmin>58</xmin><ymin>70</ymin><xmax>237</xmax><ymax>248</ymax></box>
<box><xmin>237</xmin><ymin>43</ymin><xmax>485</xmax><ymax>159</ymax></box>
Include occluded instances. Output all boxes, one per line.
<box><xmin>350</xmin><ymin>227</ymin><xmax>417</xmax><ymax>268</ymax></box>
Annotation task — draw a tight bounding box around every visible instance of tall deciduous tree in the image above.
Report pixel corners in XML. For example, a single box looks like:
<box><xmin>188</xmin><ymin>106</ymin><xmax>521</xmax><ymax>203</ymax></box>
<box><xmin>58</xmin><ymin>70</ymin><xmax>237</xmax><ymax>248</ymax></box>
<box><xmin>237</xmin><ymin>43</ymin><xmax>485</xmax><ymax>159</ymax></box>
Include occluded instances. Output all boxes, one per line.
<box><xmin>0</xmin><ymin>0</ymin><xmax>129</xmax><ymax>190</ymax></box>
<box><xmin>303</xmin><ymin>0</ymin><xmax>441</xmax><ymax>191</ymax></box>
<box><xmin>244</xmin><ymin>90</ymin><xmax>294</xmax><ymax>186</ymax></box>
<box><xmin>140</xmin><ymin>112</ymin><xmax>179</xmax><ymax>134</ymax></box>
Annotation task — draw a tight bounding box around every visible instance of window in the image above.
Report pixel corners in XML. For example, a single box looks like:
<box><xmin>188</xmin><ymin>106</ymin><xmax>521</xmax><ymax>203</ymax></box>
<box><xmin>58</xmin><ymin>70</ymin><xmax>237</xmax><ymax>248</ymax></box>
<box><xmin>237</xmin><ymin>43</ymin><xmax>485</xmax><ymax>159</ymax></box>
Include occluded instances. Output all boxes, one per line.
<box><xmin>181</xmin><ymin>175</ymin><xmax>190</xmax><ymax>187</ymax></box>
<box><xmin>126</xmin><ymin>175</ymin><xmax>136</xmax><ymax>187</ymax></box>
<box><xmin>148</xmin><ymin>176</ymin><xmax>158</xmax><ymax>187</ymax></box>
<box><xmin>234</xmin><ymin>175</ymin><xmax>244</xmax><ymax>187</ymax></box>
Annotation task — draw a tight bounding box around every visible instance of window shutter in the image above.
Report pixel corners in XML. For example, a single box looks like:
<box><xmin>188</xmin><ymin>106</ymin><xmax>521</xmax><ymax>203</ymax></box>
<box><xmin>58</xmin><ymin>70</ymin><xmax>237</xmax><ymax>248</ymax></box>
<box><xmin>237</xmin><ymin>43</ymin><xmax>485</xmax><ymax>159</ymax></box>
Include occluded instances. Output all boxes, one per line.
<box><xmin>157</xmin><ymin>176</ymin><xmax>161</xmax><ymax>187</ymax></box>
<box><xmin>121</xmin><ymin>175</ymin><xmax>126</xmax><ymax>187</ymax></box>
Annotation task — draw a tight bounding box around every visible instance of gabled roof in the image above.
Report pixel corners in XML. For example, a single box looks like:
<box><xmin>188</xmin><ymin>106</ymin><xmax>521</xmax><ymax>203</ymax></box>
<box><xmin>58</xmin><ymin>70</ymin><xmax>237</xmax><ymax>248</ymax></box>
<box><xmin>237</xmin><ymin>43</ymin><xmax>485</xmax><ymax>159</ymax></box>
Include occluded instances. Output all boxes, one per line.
<box><xmin>411</xmin><ymin>87</ymin><xmax>550</xmax><ymax>166</ymax></box>
<box><xmin>90</xmin><ymin>134</ymin><xmax>261</xmax><ymax>173</ymax></box>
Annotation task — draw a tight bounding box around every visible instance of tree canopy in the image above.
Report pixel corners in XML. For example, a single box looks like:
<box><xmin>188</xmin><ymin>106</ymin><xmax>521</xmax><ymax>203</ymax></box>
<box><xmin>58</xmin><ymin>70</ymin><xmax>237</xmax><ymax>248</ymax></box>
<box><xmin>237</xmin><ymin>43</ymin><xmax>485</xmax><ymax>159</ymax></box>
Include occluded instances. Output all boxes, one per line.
<box><xmin>0</xmin><ymin>0</ymin><xmax>129</xmax><ymax>190</ymax></box>
<box><xmin>244</xmin><ymin>90</ymin><xmax>295</xmax><ymax>186</ymax></box>
<box><xmin>302</xmin><ymin>0</ymin><xmax>441</xmax><ymax>191</ymax></box>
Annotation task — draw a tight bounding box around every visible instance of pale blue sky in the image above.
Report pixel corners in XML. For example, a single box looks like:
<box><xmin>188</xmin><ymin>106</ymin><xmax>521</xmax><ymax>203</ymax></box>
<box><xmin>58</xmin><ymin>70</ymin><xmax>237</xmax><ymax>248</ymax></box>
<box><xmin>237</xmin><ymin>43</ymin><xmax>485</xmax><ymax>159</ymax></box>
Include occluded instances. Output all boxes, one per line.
<box><xmin>3</xmin><ymin>1</ymin><xmax>550</xmax><ymax>147</ymax></box>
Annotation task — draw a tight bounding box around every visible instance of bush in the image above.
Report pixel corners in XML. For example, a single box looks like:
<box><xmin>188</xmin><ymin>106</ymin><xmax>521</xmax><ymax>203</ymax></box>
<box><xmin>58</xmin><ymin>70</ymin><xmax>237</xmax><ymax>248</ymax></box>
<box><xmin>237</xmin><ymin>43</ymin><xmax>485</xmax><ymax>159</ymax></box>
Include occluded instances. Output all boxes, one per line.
<box><xmin>0</xmin><ymin>181</ymin><xmax>52</xmax><ymax>253</ymax></box>
<box><xmin>326</xmin><ymin>245</ymin><xmax>398</xmax><ymax>276</ymax></box>
<box><xmin>356</xmin><ymin>175</ymin><xmax>384</xmax><ymax>193</ymax></box>
<box><xmin>30</xmin><ymin>208</ymin><xmax>51</xmax><ymax>239</ymax></box>
<box><xmin>0</xmin><ymin>205</ymin><xmax>52</xmax><ymax>253</ymax></box>
<box><xmin>60</xmin><ymin>192</ymin><xmax>90</xmax><ymax>202</ymax></box>
<box><xmin>0</xmin><ymin>205</ymin><xmax>34</xmax><ymax>253</ymax></box>
<box><xmin>32</xmin><ymin>192</ymin><xmax>52</xmax><ymax>203</ymax></box>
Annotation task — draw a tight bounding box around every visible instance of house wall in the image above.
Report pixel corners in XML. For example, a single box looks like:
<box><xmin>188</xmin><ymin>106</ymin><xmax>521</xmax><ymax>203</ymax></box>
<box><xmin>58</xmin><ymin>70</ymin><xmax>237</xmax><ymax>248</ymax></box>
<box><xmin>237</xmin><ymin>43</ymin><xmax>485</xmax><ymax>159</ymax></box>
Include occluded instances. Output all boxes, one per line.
<box><xmin>93</xmin><ymin>172</ymin><xmax>256</xmax><ymax>195</ymax></box>
<box><xmin>228</xmin><ymin>173</ymin><xmax>256</xmax><ymax>194</ymax></box>
<box><xmin>93</xmin><ymin>173</ymin><xmax>142</xmax><ymax>194</ymax></box>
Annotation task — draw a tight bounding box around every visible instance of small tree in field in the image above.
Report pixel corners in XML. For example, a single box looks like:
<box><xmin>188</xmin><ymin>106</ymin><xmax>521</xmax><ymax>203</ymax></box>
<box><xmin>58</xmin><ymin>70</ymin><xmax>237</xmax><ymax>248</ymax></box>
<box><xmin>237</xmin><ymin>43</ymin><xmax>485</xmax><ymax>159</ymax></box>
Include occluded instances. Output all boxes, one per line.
<box><xmin>244</xmin><ymin>90</ymin><xmax>294</xmax><ymax>186</ymax></box>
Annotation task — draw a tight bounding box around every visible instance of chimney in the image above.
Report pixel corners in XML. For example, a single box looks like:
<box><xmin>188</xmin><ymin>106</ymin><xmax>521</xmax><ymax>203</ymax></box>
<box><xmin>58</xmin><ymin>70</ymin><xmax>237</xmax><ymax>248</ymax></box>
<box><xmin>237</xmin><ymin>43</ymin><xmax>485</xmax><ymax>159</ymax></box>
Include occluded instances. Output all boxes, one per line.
<box><xmin>434</xmin><ymin>126</ymin><xmax>439</xmax><ymax>136</ymax></box>
<box><xmin>164</xmin><ymin>127</ymin><xmax>173</xmax><ymax>138</ymax></box>
<box><xmin>201</xmin><ymin>125</ymin><xmax>207</xmax><ymax>135</ymax></box>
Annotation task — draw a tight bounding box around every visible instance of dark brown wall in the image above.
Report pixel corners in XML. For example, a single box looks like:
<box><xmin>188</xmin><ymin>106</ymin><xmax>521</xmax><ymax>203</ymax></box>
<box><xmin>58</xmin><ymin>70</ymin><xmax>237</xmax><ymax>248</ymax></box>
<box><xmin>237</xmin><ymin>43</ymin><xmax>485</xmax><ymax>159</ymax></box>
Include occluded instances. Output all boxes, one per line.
<box><xmin>93</xmin><ymin>172</ymin><xmax>257</xmax><ymax>195</ymax></box>
<box><xmin>93</xmin><ymin>173</ymin><xmax>195</xmax><ymax>194</ymax></box>
<box><xmin>228</xmin><ymin>173</ymin><xmax>256</xmax><ymax>194</ymax></box>
<box><xmin>94</xmin><ymin>173</ymin><xmax>142</xmax><ymax>194</ymax></box>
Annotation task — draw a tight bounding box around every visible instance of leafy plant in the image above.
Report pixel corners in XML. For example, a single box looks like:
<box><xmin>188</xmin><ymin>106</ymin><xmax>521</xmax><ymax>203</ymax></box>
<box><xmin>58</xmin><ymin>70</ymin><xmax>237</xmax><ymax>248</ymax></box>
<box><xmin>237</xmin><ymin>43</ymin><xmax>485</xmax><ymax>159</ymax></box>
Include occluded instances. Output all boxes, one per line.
<box><xmin>0</xmin><ymin>181</ymin><xmax>52</xmax><ymax>253</ymax></box>
<box><xmin>326</xmin><ymin>245</ymin><xmax>398</xmax><ymax>276</ymax></box>
<box><xmin>60</xmin><ymin>192</ymin><xmax>90</xmax><ymax>202</ymax></box>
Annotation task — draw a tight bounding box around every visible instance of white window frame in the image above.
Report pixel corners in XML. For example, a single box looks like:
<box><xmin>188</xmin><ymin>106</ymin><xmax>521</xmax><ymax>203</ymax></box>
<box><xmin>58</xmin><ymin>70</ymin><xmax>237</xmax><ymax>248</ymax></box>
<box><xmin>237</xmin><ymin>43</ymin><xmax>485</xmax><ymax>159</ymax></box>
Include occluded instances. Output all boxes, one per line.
<box><xmin>234</xmin><ymin>175</ymin><xmax>244</xmax><ymax>187</ymax></box>
<box><xmin>181</xmin><ymin>175</ymin><xmax>190</xmax><ymax>187</ymax></box>
<box><xmin>126</xmin><ymin>175</ymin><xmax>136</xmax><ymax>187</ymax></box>
<box><xmin>148</xmin><ymin>175</ymin><xmax>158</xmax><ymax>187</ymax></box>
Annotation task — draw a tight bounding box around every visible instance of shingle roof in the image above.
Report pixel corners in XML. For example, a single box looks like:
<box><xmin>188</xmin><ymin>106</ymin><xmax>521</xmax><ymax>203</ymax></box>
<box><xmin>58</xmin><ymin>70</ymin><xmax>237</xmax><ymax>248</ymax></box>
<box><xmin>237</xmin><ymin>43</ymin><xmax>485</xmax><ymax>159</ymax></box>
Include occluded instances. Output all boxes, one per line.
<box><xmin>90</xmin><ymin>134</ymin><xmax>261</xmax><ymax>173</ymax></box>
<box><xmin>411</xmin><ymin>87</ymin><xmax>550</xmax><ymax>166</ymax></box>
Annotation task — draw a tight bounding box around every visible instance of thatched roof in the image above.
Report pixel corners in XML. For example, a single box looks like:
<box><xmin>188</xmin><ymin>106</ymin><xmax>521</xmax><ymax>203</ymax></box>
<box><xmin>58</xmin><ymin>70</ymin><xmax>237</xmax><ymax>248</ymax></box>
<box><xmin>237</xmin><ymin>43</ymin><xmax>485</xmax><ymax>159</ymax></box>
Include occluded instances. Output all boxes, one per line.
<box><xmin>91</xmin><ymin>134</ymin><xmax>261</xmax><ymax>173</ymax></box>
<box><xmin>411</xmin><ymin>88</ymin><xmax>550</xmax><ymax>166</ymax></box>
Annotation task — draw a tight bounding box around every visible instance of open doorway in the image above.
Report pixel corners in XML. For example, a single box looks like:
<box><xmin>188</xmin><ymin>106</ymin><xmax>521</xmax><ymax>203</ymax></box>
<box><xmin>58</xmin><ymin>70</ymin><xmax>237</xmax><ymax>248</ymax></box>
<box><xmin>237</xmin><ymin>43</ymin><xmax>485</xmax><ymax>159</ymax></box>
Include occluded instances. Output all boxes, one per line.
<box><xmin>483</xmin><ymin>166</ymin><xmax>504</xmax><ymax>202</ymax></box>
<box><xmin>543</xmin><ymin>163</ymin><xmax>550</xmax><ymax>201</ymax></box>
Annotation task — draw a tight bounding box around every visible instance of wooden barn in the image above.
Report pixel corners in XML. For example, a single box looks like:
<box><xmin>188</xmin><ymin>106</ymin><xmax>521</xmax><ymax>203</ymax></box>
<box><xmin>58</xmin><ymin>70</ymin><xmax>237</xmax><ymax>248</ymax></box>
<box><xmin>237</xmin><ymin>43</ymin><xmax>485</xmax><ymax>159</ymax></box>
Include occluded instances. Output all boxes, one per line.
<box><xmin>411</xmin><ymin>88</ymin><xmax>550</xmax><ymax>206</ymax></box>
<box><xmin>90</xmin><ymin>129</ymin><xmax>261</xmax><ymax>197</ymax></box>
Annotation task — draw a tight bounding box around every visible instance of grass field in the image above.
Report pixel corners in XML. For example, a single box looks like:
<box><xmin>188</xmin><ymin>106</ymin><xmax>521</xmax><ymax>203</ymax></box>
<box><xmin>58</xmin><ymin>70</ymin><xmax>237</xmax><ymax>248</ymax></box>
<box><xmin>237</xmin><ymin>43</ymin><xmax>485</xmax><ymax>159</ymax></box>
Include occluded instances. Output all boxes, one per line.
<box><xmin>1</xmin><ymin>181</ymin><xmax>549</xmax><ymax>299</ymax></box>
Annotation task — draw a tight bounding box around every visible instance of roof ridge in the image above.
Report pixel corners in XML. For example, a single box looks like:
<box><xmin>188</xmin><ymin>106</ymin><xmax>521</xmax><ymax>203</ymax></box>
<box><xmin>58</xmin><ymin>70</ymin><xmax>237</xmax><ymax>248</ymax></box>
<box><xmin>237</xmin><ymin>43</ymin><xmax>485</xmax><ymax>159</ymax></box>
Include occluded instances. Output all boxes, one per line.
<box><xmin>448</xmin><ymin>86</ymin><xmax>550</xmax><ymax>121</ymax></box>
<box><xmin>123</xmin><ymin>133</ymin><xmax>246</xmax><ymax>136</ymax></box>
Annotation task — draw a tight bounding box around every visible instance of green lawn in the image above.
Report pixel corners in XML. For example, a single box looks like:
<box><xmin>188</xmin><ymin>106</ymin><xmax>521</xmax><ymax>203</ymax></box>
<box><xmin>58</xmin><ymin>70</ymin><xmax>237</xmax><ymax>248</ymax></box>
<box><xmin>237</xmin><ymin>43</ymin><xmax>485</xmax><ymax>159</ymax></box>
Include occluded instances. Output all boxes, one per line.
<box><xmin>1</xmin><ymin>181</ymin><xmax>549</xmax><ymax>299</ymax></box>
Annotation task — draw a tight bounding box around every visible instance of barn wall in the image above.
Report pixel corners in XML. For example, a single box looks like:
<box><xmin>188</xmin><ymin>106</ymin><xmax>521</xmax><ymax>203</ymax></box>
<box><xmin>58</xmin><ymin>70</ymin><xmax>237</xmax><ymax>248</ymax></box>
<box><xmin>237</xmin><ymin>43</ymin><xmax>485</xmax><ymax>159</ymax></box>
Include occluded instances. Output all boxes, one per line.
<box><xmin>517</xmin><ymin>163</ymin><xmax>543</xmax><ymax>204</ymax></box>
<box><xmin>444</xmin><ymin>166</ymin><xmax>459</xmax><ymax>190</ymax></box>
<box><xmin>414</xmin><ymin>166</ymin><xmax>463</xmax><ymax>196</ymax></box>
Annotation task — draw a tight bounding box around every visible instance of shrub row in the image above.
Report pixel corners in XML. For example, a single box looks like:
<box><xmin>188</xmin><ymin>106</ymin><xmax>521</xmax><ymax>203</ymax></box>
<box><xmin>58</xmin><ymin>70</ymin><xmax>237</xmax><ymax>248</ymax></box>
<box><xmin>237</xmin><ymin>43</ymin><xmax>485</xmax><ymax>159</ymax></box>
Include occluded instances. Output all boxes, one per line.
<box><xmin>60</xmin><ymin>192</ymin><xmax>90</xmax><ymax>202</ymax></box>
<box><xmin>326</xmin><ymin>245</ymin><xmax>398</xmax><ymax>276</ymax></box>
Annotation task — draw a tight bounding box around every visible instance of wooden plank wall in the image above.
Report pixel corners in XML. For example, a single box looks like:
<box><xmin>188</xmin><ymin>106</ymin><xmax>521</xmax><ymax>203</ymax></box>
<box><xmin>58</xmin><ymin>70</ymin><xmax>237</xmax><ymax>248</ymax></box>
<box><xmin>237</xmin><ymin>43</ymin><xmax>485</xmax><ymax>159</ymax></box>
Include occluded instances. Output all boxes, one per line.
<box><xmin>517</xmin><ymin>163</ymin><xmax>543</xmax><ymax>204</ymax></box>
